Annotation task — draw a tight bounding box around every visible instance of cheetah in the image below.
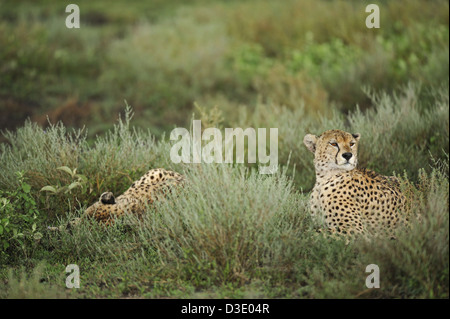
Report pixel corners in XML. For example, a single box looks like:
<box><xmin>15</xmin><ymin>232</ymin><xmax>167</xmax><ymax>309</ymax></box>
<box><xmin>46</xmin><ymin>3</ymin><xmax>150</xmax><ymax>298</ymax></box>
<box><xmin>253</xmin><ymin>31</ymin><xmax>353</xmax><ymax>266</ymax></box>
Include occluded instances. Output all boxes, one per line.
<box><xmin>303</xmin><ymin>129</ymin><xmax>408</xmax><ymax>237</ymax></box>
<box><xmin>83</xmin><ymin>168</ymin><xmax>184</xmax><ymax>226</ymax></box>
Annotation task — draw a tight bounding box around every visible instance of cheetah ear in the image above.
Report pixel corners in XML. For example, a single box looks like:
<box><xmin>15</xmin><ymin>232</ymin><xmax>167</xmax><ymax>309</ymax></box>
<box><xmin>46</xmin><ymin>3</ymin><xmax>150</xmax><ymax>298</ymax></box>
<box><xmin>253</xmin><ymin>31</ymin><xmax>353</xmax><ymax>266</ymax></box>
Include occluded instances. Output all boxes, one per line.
<box><xmin>303</xmin><ymin>134</ymin><xmax>318</xmax><ymax>153</ymax></box>
<box><xmin>352</xmin><ymin>133</ymin><xmax>361</xmax><ymax>141</ymax></box>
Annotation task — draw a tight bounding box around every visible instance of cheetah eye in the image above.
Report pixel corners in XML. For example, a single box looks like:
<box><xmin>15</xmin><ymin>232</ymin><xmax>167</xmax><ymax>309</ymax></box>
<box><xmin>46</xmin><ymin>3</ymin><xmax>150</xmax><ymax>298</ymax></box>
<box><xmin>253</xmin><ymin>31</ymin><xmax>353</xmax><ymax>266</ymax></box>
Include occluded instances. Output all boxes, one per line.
<box><xmin>350</xmin><ymin>142</ymin><xmax>355</xmax><ymax>147</ymax></box>
<box><xmin>329</xmin><ymin>142</ymin><xmax>338</xmax><ymax>147</ymax></box>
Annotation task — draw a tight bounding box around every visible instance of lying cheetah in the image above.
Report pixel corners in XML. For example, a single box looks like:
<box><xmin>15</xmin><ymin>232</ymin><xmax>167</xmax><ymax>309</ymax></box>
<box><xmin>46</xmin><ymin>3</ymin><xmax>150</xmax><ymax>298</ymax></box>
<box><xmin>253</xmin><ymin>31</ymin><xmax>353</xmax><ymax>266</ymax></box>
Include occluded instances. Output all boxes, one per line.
<box><xmin>83</xmin><ymin>168</ymin><xmax>184</xmax><ymax>226</ymax></box>
<box><xmin>303</xmin><ymin>129</ymin><xmax>408</xmax><ymax>237</ymax></box>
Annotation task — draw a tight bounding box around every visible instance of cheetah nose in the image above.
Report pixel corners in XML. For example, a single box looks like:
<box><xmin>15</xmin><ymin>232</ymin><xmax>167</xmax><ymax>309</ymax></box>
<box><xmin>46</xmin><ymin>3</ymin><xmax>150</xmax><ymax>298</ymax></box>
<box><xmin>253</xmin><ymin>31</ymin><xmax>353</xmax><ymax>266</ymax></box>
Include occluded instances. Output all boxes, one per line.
<box><xmin>342</xmin><ymin>152</ymin><xmax>353</xmax><ymax>161</ymax></box>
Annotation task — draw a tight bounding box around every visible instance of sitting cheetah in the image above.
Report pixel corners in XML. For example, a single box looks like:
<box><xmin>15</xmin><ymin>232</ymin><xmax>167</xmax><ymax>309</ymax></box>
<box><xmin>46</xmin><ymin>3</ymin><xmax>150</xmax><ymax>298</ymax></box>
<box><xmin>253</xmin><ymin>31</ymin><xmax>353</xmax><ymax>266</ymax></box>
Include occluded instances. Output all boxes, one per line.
<box><xmin>303</xmin><ymin>129</ymin><xmax>408</xmax><ymax>237</ymax></box>
<box><xmin>83</xmin><ymin>168</ymin><xmax>184</xmax><ymax>226</ymax></box>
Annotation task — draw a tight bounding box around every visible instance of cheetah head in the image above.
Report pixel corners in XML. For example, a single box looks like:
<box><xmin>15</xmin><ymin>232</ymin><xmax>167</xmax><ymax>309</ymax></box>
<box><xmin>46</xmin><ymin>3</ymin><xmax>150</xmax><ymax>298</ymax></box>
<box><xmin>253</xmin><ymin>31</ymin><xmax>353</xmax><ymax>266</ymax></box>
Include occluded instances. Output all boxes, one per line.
<box><xmin>303</xmin><ymin>129</ymin><xmax>361</xmax><ymax>173</ymax></box>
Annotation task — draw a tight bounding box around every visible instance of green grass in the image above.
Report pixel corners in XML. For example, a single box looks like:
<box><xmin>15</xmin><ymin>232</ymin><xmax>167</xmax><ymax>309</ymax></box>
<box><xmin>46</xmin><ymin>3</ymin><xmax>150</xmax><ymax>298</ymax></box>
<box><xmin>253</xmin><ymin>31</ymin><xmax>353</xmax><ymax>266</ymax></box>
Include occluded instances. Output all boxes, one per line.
<box><xmin>0</xmin><ymin>0</ymin><xmax>448</xmax><ymax>299</ymax></box>
<box><xmin>0</xmin><ymin>86</ymin><xmax>449</xmax><ymax>298</ymax></box>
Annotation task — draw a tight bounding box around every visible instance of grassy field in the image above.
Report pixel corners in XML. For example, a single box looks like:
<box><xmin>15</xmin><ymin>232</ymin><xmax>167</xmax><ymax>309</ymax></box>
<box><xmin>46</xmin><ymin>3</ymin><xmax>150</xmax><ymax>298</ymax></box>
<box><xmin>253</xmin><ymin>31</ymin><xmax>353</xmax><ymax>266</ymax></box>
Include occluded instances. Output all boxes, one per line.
<box><xmin>0</xmin><ymin>0</ymin><xmax>448</xmax><ymax>299</ymax></box>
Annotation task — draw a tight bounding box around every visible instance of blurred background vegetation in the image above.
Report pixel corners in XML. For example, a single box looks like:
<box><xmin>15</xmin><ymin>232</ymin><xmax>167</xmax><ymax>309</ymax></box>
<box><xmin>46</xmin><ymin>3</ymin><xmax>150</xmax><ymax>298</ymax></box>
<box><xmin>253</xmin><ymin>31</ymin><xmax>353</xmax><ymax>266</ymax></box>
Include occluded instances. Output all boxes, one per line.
<box><xmin>0</xmin><ymin>0</ymin><xmax>448</xmax><ymax>299</ymax></box>
<box><xmin>0</xmin><ymin>0</ymin><xmax>448</xmax><ymax>136</ymax></box>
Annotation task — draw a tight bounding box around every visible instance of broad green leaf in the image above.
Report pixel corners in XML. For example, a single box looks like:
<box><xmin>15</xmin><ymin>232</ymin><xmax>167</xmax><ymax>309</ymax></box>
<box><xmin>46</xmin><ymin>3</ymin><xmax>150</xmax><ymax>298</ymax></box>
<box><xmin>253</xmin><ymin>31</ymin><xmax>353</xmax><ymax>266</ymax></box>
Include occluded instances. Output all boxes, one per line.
<box><xmin>68</xmin><ymin>182</ymin><xmax>81</xmax><ymax>191</ymax></box>
<box><xmin>22</xmin><ymin>183</ymin><xmax>31</xmax><ymax>193</ymax></box>
<box><xmin>40</xmin><ymin>186</ymin><xmax>57</xmax><ymax>193</ymax></box>
<box><xmin>57</xmin><ymin>166</ymin><xmax>74</xmax><ymax>176</ymax></box>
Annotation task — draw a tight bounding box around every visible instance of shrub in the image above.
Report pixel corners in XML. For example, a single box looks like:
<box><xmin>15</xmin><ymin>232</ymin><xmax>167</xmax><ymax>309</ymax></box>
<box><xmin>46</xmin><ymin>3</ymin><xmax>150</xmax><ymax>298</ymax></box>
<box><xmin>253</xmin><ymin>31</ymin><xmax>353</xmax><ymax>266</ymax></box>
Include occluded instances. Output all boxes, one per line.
<box><xmin>0</xmin><ymin>172</ymin><xmax>41</xmax><ymax>262</ymax></box>
<box><xmin>0</xmin><ymin>104</ymin><xmax>189</xmax><ymax>227</ymax></box>
<box><xmin>355</xmin><ymin>158</ymin><xmax>449</xmax><ymax>298</ymax></box>
<box><xmin>137</xmin><ymin>164</ymin><xmax>306</xmax><ymax>286</ymax></box>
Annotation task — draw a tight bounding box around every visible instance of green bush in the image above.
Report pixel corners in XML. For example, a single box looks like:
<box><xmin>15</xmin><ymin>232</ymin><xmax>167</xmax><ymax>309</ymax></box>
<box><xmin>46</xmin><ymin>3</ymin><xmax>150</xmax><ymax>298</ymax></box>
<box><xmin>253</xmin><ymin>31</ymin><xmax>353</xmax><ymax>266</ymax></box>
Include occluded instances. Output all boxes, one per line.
<box><xmin>0</xmin><ymin>172</ymin><xmax>41</xmax><ymax>262</ymax></box>
<box><xmin>0</xmin><ymin>105</ymin><xmax>177</xmax><ymax>218</ymax></box>
<box><xmin>139</xmin><ymin>164</ymin><xmax>307</xmax><ymax>286</ymax></box>
<box><xmin>355</xmin><ymin>158</ymin><xmax>449</xmax><ymax>298</ymax></box>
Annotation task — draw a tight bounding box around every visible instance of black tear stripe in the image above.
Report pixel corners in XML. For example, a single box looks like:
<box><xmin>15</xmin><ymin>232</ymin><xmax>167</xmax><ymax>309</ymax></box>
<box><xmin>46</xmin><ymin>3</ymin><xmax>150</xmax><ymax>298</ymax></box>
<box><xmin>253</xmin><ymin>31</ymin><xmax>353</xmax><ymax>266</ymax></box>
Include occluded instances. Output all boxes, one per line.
<box><xmin>334</xmin><ymin>145</ymin><xmax>340</xmax><ymax>165</ymax></box>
